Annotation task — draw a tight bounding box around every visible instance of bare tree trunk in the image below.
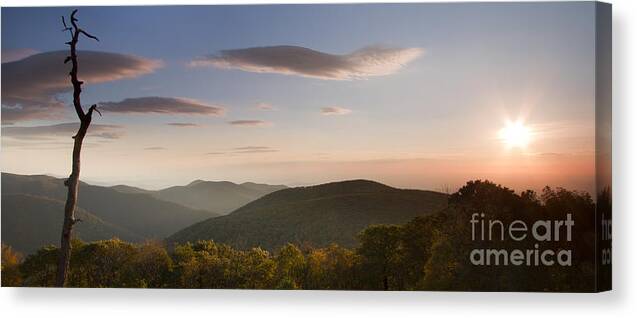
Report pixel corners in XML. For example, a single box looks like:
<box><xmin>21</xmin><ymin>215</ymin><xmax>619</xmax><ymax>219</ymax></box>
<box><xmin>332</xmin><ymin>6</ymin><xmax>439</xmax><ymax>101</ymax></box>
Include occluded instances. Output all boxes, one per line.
<box><xmin>55</xmin><ymin>9</ymin><xmax>100</xmax><ymax>287</ymax></box>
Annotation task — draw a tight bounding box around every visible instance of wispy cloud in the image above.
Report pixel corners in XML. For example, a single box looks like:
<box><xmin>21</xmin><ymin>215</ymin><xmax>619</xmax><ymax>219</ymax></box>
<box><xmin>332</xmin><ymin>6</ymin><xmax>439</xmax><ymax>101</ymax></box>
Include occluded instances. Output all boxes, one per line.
<box><xmin>321</xmin><ymin>106</ymin><xmax>352</xmax><ymax>116</ymax></box>
<box><xmin>233</xmin><ymin>146</ymin><xmax>271</xmax><ymax>151</ymax></box>
<box><xmin>255</xmin><ymin>102</ymin><xmax>276</xmax><ymax>111</ymax></box>
<box><xmin>228</xmin><ymin>120</ymin><xmax>271</xmax><ymax>127</ymax></box>
<box><xmin>205</xmin><ymin>146</ymin><xmax>279</xmax><ymax>156</ymax></box>
<box><xmin>1</xmin><ymin>48</ymin><xmax>38</xmax><ymax>63</ymax></box>
<box><xmin>165</xmin><ymin>122</ymin><xmax>201</xmax><ymax>127</ymax></box>
<box><xmin>1</xmin><ymin>123</ymin><xmax>125</xmax><ymax>141</ymax></box>
<box><xmin>144</xmin><ymin>146</ymin><xmax>166</xmax><ymax>151</ymax></box>
<box><xmin>233</xmin><ymin>146</ymin><xmax>279</xmax><ymax>153</ymax></box>
<box><xmin>99</xmin><ymin>97</ymin><xmax>224</xmax><ymax>115</ymax></box>
<box><xmin>190</xmin><ymin>45</ymin><xmax>423</xmax><ymax>80</ymax></box>
<box><xmin>1</xmin><ymin>139</ymin><xmax>103</xmax><ymax>150</ymax></box>
<box><xmin>1</xmin><ymin>51</ymin><xmax>162</xmax><ymax>124</ymax></box>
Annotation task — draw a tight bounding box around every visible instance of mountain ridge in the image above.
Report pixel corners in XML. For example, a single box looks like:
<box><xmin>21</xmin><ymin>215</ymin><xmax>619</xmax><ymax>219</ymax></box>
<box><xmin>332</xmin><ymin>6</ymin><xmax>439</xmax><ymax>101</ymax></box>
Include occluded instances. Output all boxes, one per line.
<box><xmin>1</xmin><ymin>193</ymin><xmax>143</xmax><ymax>254</ymax></box>
<box><xmin>1</xmin><ymin>173</ymin><xmax>216</xmax><ymax>247</ymax></box>
<box><xmin>168</xmin><ymin>179</ymin><xmax>448</xmax><ymax>251</ymax></box>
<box><xmin>111</xmin><ymin>178</ymin><xmax>287</xmax><ymax>215</ymax></box>
<box><xmin>149</xmin><ymin>180</ymin><xmax>287</xmax><ymax>215</ymax></box>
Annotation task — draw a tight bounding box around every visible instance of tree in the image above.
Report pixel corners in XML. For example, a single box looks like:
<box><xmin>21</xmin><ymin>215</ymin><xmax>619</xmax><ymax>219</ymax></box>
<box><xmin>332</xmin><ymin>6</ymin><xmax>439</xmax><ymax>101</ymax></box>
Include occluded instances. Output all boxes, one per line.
<box><xmin>356</xmin><ymin>225</ymin><xmax>403</xmax><ymax>290</ymax></box>
<box><xmin>304</xmin><ymin>244</ymin><xmax>357</xmax><ymax>289</ymax></box>
<box><xmin>274</xmin><ymin>243</ymin><xmax>306</xmax><ymax>289</ymax></box>
<box><xmin>56</xmin><ymin>9</ymin><xmax>101</xmax><ymax>287</ymax></box>
<box><xmin>21</xmin><ymin>245</ymin><xmax>59</xmax><ymax>287</ymax></box>
<box><xmin>1</xmin><ymin>244</ymin><xmax>23</xmax><ymax>287</ymax></box>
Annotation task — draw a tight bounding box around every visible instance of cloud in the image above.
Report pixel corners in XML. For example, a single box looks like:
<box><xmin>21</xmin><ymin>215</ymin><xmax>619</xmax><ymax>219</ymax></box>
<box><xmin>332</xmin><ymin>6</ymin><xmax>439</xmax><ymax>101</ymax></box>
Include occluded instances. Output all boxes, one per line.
<box><xmin>1</xmin><ymin>123</ymin><xmax>125</xmax><ymax>141</ymax></box>
<box><xmin>144</xmin><ymin>146</ymin><xmax>166</xmax><ymax>151</ymax></box>
<box><xmin>1</xmin><ymin>50</ymin><xmax>162</xmax><ymax>124</ymax></box>
<box><xmin>321</xmin><ymin>106</ymin><xmax>352</xmax><ymax>116</ymax></box>
<box><xmin>190</xmin><ymin>45</ymin><xmax>424</xmax><ymax>80</ymax></box>
<box><xmin>206</xmin><ymin>146</ymin><xmax>278</xmax><ymax>156</ymax></box>
<box><xmin>99</xmin><ymin>97</ymin><xmax>224</xmax><ymax>115</ymax></box>
<box><xmin>1</xmin><ymin>48</ymin><xmax>38</xmax><ymax>63</ymax></box>
<box><xmin>233</xmin><ymin>146</ymin><xmax>271</xmax><ymax>151</ymax></box>
<box><xmin>233</xmin><ymin>146</ymin><xmax>279</xmax><ymax>153</ymax></box>
<box><xmin>165</xmin><ymin>122</ymin><xmax>200</xmax><ymax>127</ymax></box>
<box><xmin>228</xmin><ymin>120</ymin><xmax>271</xmax><ymax>127</ymax></box>
<box><xmin>255</xmin><ymin>102</ymin><xmax>276</xmax><ymax>111</ymax></box>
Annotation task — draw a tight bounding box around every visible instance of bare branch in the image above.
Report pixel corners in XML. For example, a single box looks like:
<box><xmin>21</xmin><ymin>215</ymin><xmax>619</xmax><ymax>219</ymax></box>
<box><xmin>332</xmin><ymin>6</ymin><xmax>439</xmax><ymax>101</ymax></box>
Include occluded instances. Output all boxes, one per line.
<box><xmin>70</xmin><ymin>9</ymin><xmax>78</xmax><ymax>22</ymax></box>
<box><xmin>79</xmin><ymin>29</ymin><xmax>99</xmax><ymax>42</ymax></box>
<box><xmin>87</xmin><ymin>104</ymin><xmax>102</xmax><ymax>118</ymax></box>
<box><xmin>61</xmin><ymin>16</ymin><xmax>72</xmax><ymax>38</ymax></box>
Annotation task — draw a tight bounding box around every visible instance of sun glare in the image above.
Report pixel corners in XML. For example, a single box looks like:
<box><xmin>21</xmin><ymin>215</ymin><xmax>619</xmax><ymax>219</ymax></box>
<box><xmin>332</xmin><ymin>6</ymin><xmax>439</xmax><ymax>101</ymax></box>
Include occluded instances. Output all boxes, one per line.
<box><xmin>498</xmin><ymin>120</ymin><xmax>532</xmax><ymax>149</ymax></box>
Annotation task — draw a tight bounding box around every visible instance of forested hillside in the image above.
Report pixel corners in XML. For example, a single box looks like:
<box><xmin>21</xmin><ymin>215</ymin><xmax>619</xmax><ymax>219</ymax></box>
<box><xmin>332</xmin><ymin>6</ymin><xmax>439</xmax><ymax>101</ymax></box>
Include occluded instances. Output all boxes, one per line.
<box><xmin>169</xmin><ymin>179</ymin><xmax>449</xmax><ymax>250</ymax></box>
<box><xmin>1</xmin><ymin>194</ymin><xmax>141</xmax><ymax>254</ymax></box>
<box><xmin>1</xmin><ymin>173</ymin><xmax>215</xmax><ymax>252</ymax></box>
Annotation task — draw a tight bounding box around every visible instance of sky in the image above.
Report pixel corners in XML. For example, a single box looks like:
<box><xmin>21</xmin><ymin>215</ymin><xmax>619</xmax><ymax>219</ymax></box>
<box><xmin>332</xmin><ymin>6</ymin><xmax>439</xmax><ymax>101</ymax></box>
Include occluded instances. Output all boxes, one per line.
<box><xmin>1</xmin><ymin>3</ymin><xmax>598</xmax><ymax>193</ymax></box>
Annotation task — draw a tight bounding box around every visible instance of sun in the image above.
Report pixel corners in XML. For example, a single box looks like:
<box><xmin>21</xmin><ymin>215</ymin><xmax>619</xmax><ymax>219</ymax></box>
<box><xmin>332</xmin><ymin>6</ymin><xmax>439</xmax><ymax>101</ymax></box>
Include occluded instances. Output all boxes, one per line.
<box><xmin>498</xmin><ymin>120</ymin><xmax>532</xmax><ymax>149</ymax></box>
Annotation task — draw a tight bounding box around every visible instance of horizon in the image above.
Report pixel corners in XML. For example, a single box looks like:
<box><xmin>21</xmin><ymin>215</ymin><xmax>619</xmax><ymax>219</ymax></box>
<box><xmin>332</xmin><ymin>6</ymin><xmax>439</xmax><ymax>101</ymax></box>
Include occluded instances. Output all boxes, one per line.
<box><xmin>0</xmin><ymin>169</ymin><xmax>593</xmax><ymax>196</ymax></box>
<box><xmin>2</xmin><ymin>3</ymin><xmax>597</xmax><ymax>194</ymax></box>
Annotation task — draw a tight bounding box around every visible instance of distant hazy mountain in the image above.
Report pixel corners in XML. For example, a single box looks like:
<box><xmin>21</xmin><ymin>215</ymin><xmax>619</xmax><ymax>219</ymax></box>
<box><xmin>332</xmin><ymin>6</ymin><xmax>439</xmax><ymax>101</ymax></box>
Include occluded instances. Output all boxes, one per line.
<box><xmin>110</xmin><ymin>184</ymin><xmax>152</xmax><ymax>195</ymax></box>
<box><xmin>1</xmin><ymin>173</ymin><xmax>216</xmax><ymax>252</ymax></box>
<box><xmin>168</xmin><ymin>180</ymin><xmax>448</xmax><ymax>251</ymax></box>
<box><xmin>111</xmin><ymin>179</ymin><xmax>287</xmax><ymax>215</ymax></box>
<box><xmin>1</xmin><ymin>194</ymin><xmax>142</xmax><ymax>254</ymax></box>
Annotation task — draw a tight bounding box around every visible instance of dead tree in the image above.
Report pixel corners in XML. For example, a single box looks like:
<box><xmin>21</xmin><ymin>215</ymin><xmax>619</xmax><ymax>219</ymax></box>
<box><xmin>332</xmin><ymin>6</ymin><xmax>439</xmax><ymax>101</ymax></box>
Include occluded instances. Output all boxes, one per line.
<box><xmin>56</xmin><ymin>9</ymin><xmax>101</xmax><ymax>287</ymax></box>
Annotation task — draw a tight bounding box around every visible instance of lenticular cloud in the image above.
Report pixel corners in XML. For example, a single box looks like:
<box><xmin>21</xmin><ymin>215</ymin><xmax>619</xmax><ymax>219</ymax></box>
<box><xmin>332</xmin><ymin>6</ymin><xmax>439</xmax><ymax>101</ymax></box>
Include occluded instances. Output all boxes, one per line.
<box><xmin>1</xmin><ymin>50</ymin><xmax>162</xmax><ymax>124</ymax></box>
<box><xmin>190</xmin><ymin>45</ymin><xmax>423</xmax><ymax>80</ymax></box>
<box><xmin>99</xmin><ymin>97</ymin><xmax>224</xmax><ymax>116</ymax></box>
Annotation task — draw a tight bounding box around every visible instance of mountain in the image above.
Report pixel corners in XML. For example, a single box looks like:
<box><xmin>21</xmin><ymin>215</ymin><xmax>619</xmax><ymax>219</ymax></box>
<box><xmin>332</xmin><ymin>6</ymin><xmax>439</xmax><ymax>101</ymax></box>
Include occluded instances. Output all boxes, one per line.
<box><xmin>153</xmin><ymin>180</ymin><xmax>287</xmax><ymax>215</ymax></box>
<box><xmin>1</xmin><ymin>194</ymin><xmax>142</xmax><ymax>254</ymax></box>
<box><xmin>1</xmin><ymin>173</ymin><xmax>216</xmax><ymax>248</ymax></box>
<box><xmin>110</xmin><ymin>184</ymin><xmax>151</xmax><ymax>195</ymax></box>
<box><xmin>168</xmin><ymin>180</ymin><xmax>448</xmax><ymax>251</ymax></box>
<box><xmin>111</xmin><ymin>179</ymin><xmax>287</xmax><ymax>215</ymax></box>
